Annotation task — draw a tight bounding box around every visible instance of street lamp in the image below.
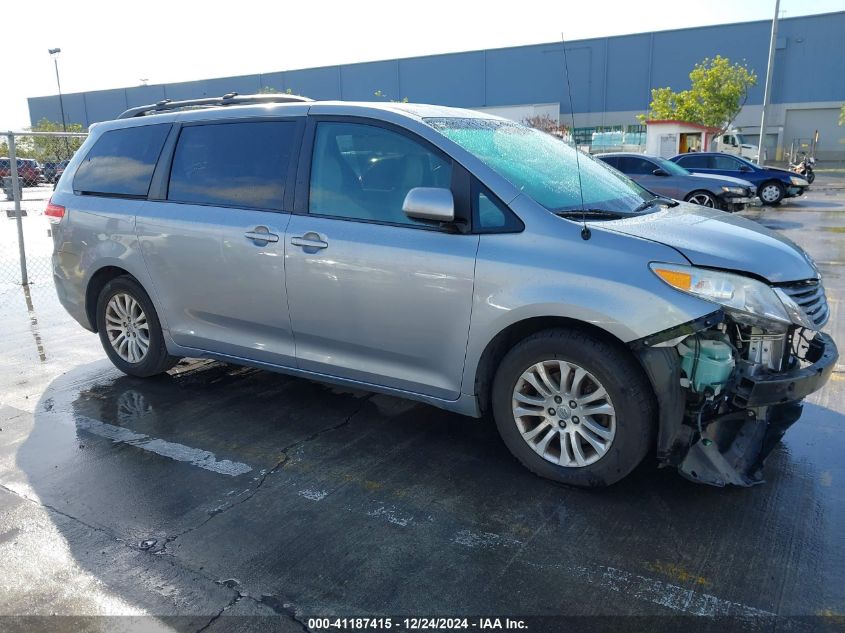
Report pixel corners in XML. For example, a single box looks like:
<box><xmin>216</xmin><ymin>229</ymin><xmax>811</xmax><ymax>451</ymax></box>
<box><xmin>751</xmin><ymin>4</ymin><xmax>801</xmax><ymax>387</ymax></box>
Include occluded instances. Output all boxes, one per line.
<box><xmin>48</xmin><ymin>47</ymin><xmax>71</xmax><ymax>159</ymax></box>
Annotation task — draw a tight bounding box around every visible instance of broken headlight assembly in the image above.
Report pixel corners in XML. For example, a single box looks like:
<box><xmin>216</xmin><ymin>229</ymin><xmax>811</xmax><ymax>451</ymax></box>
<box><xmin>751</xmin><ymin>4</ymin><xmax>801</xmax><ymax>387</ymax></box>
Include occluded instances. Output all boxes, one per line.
<box><xmin>649</xmin><ymin>263</ymin><xmax>815</xmax><ymax>331</ymax></box>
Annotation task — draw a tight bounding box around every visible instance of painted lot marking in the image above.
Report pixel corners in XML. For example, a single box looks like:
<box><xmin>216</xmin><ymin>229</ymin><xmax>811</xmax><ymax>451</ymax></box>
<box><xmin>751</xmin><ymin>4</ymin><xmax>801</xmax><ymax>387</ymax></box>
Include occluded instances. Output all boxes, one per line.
<box><xmin>74</xmin><ymin>414</ymin><xmax>253</xmax><ymax>476</ymax></box>
<box><xmin>523</xmin><ymin>559</ymin><xmax>776</xmax><ymax>618</ymax></box>
<box><xmin>453</xmin><ymin>529</ymin><xmax>773</xmax><ymax>617</ymax></box>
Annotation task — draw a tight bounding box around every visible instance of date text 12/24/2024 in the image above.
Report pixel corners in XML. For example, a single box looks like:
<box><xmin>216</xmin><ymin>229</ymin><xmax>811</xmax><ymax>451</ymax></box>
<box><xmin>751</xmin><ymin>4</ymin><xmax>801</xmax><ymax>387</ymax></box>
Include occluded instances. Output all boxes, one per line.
<box><xmin>307</xmin><ymin>618</ymin><xmax>528</xmax><ymax>630</ymax></box>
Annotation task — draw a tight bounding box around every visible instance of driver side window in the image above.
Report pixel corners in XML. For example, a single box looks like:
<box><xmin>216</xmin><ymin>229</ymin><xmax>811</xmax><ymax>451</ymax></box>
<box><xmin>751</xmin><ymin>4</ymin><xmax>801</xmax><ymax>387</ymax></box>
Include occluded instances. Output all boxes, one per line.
<box><xmin>711</xmin><ymin>155</ymin><xmax>742</xmax><ymax>170</ymax></box>
<box><xmin>309</xmin><ymin>122</ymin><xmax>452</xmax><ymax>226</ymax></box>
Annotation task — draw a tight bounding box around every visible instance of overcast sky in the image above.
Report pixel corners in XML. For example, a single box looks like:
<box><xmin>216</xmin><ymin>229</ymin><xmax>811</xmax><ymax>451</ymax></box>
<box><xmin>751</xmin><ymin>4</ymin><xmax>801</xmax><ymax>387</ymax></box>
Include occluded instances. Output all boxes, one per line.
<box><xmin>3</xmin><ymin>0</ymin><xmax>844</xmax><ymax>128</ymax></box>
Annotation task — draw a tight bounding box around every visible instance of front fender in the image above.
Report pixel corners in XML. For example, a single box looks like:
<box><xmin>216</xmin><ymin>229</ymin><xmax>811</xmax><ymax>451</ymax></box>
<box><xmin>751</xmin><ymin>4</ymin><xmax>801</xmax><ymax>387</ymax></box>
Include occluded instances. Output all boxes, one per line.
<box><xmin>461</xmin><ymin>213</ymin><xmax>717</xmax><ymax>394</ymax></box>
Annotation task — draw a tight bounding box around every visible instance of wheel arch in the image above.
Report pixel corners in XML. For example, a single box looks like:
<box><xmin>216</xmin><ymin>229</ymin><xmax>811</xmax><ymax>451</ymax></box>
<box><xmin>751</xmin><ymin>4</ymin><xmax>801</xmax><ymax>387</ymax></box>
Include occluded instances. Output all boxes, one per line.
<box><xmin>85</xmin><ymin>266</ymin><xmax>139</xmax><ymax>333</ymax></box>
<box><xmin>472</xmin><ymin>316</ymin><xmax>653</xmax><ymax>418</ymax></box>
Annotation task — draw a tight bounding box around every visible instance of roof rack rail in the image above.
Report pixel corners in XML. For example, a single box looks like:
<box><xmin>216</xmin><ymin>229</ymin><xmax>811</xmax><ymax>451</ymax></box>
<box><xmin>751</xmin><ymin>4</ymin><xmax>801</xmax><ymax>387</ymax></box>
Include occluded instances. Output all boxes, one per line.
<box><xmin>117</xmin><ymin>92</ymin><xmax>313</xmax><ymax>119</ymax></box>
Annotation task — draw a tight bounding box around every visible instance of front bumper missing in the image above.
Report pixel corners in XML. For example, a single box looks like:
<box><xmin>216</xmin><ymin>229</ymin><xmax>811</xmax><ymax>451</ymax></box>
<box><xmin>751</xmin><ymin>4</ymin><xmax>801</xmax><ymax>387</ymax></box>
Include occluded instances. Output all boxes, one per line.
<box><xmin>733</xmin><ymin>333</ymin><xmax>838</xmax><ymax>408</ymax></box>
<box><xmin>636</xmin><ymin>317</ymin><xmax>838</xmax><ymax>487</ymax></box>
<box><xmin>677</xmin><ymin>403</ymin><xmax>803</xmax><ymax>487</ymax></box>
<box><xmin>677</xmin><ymin>333</ymin><xmax>838</xmax><ymax>487</ymax></box>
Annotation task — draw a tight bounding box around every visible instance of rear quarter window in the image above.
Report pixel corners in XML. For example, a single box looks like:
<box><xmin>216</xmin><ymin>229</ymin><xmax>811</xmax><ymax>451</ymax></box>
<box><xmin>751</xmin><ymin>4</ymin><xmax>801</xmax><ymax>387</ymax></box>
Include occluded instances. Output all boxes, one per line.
<box><xmin>73</xmin><ymin>124</ymin><xmax>171</xmax><ymax>197</ymax></box>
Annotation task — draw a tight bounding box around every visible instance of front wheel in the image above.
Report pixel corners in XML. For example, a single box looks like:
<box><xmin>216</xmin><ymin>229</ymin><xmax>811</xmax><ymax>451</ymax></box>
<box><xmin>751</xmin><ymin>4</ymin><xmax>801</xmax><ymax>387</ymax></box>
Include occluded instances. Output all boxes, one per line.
<box><xmin>684</xmin><ymin>190</ymin><xmax>718</xmax><ymax>208</ymax></box>
<box><xmin>96</xmin><ymin>276</ymin><xmax>179</xmax><ymax>377</ymax></box>
<box><xmin>806</xmin><ymin>170</ymin><xmax>815</xmax><ymax>184</ymax></box>
<box><xmin>758</xmin><ymin>181</ymin><xmax>785</xmax><ymax>206</ymax></box>
<box><xmin>491</xmin><ymin>329</ymin><xmax>656</xmax><ymax>487</ymax></box>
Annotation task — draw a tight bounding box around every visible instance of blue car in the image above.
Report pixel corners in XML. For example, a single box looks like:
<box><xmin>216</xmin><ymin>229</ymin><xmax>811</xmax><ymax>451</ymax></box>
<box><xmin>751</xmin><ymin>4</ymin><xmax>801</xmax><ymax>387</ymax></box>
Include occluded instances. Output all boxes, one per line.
<box><xmin>670</xmin><ymin>152</ymin><xmax>809</xmax><ymax>206</ymax></box>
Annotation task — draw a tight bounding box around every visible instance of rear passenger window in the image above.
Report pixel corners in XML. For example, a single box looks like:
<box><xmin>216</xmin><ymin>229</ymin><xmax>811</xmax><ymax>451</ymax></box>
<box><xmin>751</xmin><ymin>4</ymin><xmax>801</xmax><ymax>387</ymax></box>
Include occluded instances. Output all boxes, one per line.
<box><xmin>168</xmin><ymin>121</ymin><xmax>297</xmax><ymax>210</ymax></box>
<box><xmin>73</xmin><ymin>124</ymin><xmax>170</xmax><ymax>197</ymax></box>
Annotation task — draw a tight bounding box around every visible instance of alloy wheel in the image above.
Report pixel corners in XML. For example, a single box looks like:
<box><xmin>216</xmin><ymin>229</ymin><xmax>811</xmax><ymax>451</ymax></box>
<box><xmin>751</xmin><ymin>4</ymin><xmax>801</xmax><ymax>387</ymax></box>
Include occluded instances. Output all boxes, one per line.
<box><xmin>687</xmin><ymin>192</ymin><xmax>716</xmax><ymax>207</ymax></box>
<box><xmin>105</xmin><ymin>293</ymin><xmax>150</xmax><ymax>363</ymax></box>
<box><xmin>512</xmin><ymin>360</ymin><xmax>616</xmax><ymax>467</ymax></box>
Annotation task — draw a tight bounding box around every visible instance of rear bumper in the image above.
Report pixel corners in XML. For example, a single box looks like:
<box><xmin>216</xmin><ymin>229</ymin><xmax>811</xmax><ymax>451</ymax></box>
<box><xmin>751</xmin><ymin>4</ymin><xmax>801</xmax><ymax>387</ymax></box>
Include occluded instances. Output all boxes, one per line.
<box><xmin>52</xmin><ymin>251</ymin><xmax>95</xmax><ymax>331</ymax></box>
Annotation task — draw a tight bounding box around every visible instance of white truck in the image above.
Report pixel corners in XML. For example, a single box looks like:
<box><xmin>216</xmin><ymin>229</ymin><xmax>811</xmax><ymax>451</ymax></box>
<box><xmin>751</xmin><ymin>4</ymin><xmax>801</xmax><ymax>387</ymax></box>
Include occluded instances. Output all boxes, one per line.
<box><xmin>713</xmin><ymin>131</ymin><xmax>759</xmax><ymax>160</ymax></box>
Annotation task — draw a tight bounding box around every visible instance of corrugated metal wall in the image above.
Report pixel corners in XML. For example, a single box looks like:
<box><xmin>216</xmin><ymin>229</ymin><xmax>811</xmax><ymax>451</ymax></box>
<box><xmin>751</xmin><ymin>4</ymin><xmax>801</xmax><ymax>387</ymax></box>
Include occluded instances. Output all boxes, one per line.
<box><xmin>27</xmin><ymin>11</ymin><xmax>845</xmax><ymax>128</ymax></box>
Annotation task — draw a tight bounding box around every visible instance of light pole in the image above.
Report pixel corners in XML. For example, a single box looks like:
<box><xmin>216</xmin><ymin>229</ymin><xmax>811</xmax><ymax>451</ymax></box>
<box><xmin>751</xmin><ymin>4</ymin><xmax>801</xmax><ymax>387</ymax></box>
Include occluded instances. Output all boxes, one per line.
<box><xmin>48</xmin><ymin>47</ymin><xmax>71</xmax><ymax>159</ymax></box>
<box><xmin>757</xmin><ymin>0</ymin><xmax>780</xmax><ymax>165</ymax></box>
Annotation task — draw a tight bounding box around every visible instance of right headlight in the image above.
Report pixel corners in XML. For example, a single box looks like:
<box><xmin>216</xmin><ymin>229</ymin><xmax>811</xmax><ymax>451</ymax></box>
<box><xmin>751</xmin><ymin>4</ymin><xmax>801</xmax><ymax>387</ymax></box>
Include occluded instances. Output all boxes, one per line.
<box><xmin>790</xmin><ymin>176</ymin><xmax>808</xmax><ymax>186</ymax></box>
<box><xmin>650</xmin><ymin>263</ymin><xmax>814</xmax><ymax>330</ymax></box>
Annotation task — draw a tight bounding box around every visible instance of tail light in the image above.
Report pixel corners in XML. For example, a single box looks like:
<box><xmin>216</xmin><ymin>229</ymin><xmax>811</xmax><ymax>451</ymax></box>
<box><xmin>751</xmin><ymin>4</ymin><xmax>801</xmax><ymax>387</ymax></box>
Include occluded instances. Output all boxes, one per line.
<box><xmin>45</xmin><ymin>199</ymin><xmax>65</xmax><ymax>224</ymax></box>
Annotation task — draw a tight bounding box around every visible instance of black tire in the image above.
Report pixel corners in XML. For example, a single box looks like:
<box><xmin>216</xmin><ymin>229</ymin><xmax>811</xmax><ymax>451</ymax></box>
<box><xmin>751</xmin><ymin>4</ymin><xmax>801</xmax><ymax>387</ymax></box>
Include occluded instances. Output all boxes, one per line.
<box><xmin>96</xmin><ymin>275</ymin><xmax>179</xmax><ymax>377</ymax></box>
<box><xmin>684</xmin><ymin>190</ymin><xmax>718</xmax><ymax>208</ymax></box>
<box><xmin>758</xmin><ymin>180</ymin><xmax>785</xmax><ymax>206</ymax></box>
<box><xmin>491</xmin><ymin>328</ymin><xmax>656</xmax><ymax>488</ymax></box>
<box><xmin>806</xmin><ymin>171</ymin><xmax>815</xmax><ymax>184</ymax></box>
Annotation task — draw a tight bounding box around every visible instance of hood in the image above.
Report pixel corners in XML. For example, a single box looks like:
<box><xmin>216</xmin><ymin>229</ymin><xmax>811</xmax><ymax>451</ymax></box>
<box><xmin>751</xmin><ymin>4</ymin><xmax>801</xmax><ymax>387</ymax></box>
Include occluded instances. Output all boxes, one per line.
<box><xmin>686</xmin><ymin>172</ymin><xmax>755</xmax><ymax>189</ymax></box>
<box><xmin>765</xmin><ymin>166</ymin><xmax>801</xmax><ymax>178</ymax></box>
<box><xmin>599</xmin><ymin>203</ymin><xmax>817</xmax><ymax>283</ymax></box>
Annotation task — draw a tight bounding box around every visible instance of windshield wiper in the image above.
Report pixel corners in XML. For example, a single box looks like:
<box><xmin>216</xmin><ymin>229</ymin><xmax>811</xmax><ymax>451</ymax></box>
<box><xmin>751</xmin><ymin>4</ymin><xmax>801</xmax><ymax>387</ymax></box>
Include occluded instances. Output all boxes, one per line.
<box><xmin>632</xmin><ymin>195</ymin><xmax>679</xmax><ymax>214</ymax></box>
<box><xmin>555</xmin><ymin>209</ymin><xmax>627</xmax><ymax>220</ymax></box>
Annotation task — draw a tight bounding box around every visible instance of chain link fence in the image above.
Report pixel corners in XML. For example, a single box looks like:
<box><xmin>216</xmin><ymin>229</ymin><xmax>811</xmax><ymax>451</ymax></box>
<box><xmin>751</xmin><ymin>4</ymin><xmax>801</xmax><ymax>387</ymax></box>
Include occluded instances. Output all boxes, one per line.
<box><xmin>1</xmin><ymin>130</ymin><xmax>87</xmax><ymax>301</ymax></box>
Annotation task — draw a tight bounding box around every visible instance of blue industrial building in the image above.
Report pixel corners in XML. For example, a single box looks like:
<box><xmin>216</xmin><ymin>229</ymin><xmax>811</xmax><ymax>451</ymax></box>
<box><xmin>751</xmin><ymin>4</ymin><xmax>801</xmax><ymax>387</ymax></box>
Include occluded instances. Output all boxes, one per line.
<box><xmin>28</xmin><ymin>11</ymin><xmax>845</xmax><ymax>159</ymax></box>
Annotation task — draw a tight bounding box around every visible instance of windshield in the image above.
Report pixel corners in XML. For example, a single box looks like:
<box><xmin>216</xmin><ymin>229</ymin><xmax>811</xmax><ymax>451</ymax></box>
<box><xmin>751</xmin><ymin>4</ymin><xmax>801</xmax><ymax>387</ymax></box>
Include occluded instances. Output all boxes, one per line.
<box><xmin>733</xmin><ymin>155</ymin><xmax>758</xmax><ymax>168</ymax></box>
<box><xmin>654</xmin><ymin>157</ymin><xmax>690</xmax><ymax>176</ymax></box>
<box><xmin>425</xmin><ymin>117</ymin><xmax>653</xmax><ymax>215</ymax></box>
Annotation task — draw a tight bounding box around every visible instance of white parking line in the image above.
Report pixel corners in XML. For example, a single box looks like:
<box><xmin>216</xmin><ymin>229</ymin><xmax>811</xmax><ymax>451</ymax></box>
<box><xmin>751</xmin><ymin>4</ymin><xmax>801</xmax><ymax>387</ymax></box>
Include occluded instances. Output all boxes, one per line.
<box><xmin>74</xmin><ymin>414</ymin><xmax>253</xmax><ymax>476</ymax></box>
<box><xmin>522</xmin><ymin>559</ymin><xmax>776</xmax><ymax>617</ymax></box>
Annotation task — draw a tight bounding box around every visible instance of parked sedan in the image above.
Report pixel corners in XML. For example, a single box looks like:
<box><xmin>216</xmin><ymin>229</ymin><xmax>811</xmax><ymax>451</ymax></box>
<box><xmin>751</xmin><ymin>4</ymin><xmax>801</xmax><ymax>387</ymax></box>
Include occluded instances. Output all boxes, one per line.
<box><xmin>670</xmin><ymin>152</ymin><xmax>808</xmax><ymax>206</ymax></box>
<box><xmin>597</xmin><ymin>153</ymin><xmax>755</xmax><ymax>211</ymax></box>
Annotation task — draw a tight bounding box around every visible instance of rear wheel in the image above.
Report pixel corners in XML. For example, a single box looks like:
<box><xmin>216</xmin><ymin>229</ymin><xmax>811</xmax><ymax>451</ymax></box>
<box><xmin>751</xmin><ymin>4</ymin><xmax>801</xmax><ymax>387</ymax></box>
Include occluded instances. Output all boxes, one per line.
<box><xmin>684</xmin><ymin>190</ymin><xmax>717</xmax><ymax>208</ymax></box>
<box><xmin>491</xmin><ymin>328</ymin><xmax>655</xmax><ymax>487</ymax></box>
<box><xmin>758</xmin><ymin>181</ymin><xmax>785</xmax><ymax>206</ymax></box>
<box><xmin>96</xmin><ymin>276</ymin><xmax>179</xmax><ymax>377</ymax></box>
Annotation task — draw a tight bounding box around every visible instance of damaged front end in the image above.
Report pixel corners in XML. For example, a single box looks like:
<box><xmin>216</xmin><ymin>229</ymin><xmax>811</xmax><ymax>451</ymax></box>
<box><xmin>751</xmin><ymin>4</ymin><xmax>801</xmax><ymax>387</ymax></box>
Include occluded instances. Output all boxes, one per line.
<box><xmin>635</xmin><ymin>268</ymin><xmax>838</xmax><ymax>487</ymax></box>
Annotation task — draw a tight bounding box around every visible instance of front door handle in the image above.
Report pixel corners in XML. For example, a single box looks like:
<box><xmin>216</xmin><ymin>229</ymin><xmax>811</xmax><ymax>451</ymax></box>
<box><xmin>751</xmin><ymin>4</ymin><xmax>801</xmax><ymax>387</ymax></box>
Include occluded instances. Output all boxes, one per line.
<box><xmin>290</xmin><ymin>233</ymin><xmax>328</xmax><ymax>250</ymax></box>
<box><xmin>244</xmin><ymin>226</ymin><xmax>279</xmax><ymax>243</ymax></box>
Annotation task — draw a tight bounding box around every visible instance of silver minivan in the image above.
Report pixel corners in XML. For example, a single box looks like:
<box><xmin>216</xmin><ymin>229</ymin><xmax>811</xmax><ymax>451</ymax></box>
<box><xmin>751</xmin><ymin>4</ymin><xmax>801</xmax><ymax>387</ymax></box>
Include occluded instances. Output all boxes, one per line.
<box><xmin>49</xmin><ymin>94</ymin><xmax>837</xmax><ymax>488</ymax></box>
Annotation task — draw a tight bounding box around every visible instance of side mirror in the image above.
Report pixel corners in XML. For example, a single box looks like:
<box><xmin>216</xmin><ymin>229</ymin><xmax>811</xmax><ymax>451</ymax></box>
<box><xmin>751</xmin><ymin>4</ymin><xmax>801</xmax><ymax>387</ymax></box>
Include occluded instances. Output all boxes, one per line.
<box><xmin>652</xmin><ymin>168</ymin><xmax>669</xmax><ymax>176</ymax></box>
<box><xmin>739</xmin><ymin>165</ymin><xmax>752</xmax><ymax>172</ymax></box>
<box><xmin>403</xmin><ymin>187</ymin><xmax>455</xmax><ymax>223</ymax></box>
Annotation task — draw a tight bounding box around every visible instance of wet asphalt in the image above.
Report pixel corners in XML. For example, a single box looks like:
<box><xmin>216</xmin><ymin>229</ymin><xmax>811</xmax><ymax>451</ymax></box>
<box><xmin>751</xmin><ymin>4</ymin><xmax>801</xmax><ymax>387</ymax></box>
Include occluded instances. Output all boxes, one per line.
<box><xmin>1</xmin><ymin>179</ymin><xmax>844</xmax><ymax>631</ymax></box>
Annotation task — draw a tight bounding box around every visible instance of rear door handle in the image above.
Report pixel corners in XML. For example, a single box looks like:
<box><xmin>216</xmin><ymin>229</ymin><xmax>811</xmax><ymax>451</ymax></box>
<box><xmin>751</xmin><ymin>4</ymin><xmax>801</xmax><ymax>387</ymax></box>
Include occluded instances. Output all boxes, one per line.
<box><xmin>290</xmin><ymin>233</ymin><xmax>328</xmax><ymax>250</ymax></box>
<box><xmin>244</xmin><ymin>227</ymin><xmax>279</xmax><ymax>243</ymax></box>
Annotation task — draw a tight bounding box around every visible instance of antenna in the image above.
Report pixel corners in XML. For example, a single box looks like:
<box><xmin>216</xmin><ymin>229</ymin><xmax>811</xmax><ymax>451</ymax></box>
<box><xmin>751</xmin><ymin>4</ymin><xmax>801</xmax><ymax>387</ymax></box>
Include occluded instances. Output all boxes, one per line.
<box><xmin>561</xmin><ymin>33</ymin><xmax>590</xmax><ymax>240</ymax></box>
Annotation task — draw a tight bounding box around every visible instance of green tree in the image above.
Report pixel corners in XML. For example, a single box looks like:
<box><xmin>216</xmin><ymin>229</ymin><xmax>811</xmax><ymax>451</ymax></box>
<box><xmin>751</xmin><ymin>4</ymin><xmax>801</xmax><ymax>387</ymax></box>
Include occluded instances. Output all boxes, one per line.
<box><xmin>28</xmin><ymin>119</ymin><xmax>86</xmax><ymax>162</ymax></box>
<box><xmin>639</xmin><ymin>56</ymin><xmax>757</xmax><ymax>136</ymax></box>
